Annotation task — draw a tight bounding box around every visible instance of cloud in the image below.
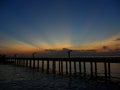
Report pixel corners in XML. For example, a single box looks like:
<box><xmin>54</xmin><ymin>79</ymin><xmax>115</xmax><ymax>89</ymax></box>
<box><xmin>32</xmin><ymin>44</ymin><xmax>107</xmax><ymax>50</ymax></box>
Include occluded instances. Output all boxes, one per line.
<box><xmin>72</xmin><ymin>33</ymin><xmax>120</xmax><ymax>51</ymax></box>
<box><xmin>115</xmin><ymin>38</ymin><xmax>120</xmax><ymax>41</ymax></box>
<box><xmin>0</xmin><ymin>35</ymin><xmax>39</xmax><ymax>54</ymax></box>
<box><xmin>102</xmin><ymin>46</ymin><xmax>109</xmax><ymax>50</ymax></box>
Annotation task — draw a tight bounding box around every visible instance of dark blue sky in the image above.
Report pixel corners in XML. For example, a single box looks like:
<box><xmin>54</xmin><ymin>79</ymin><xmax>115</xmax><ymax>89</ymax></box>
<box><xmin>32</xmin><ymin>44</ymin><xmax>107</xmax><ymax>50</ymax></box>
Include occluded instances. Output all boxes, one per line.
<box><xmin>0</xmin><ymin>0</ymin><xmax>120</xmax><ymax>53</ymax></box>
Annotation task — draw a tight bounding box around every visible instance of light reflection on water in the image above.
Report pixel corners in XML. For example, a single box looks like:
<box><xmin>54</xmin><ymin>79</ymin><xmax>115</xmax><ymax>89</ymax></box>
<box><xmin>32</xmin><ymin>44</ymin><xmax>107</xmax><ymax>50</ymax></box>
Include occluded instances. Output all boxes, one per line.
<box><xmin>28</xmin><ymin>60</ymin><xmax>120</xmax><ymax>78</ymax></box>
<box><xmin>0</xmin><ymin>63</ymin><xmax>120</xmax><ymax>90</ymax></box>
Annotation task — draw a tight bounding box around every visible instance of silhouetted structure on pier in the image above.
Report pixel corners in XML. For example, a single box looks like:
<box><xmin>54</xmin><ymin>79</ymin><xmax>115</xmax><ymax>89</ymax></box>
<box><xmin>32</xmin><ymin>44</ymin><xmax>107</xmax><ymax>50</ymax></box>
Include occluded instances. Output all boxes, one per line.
<box><xmin>0</xmin><ymin>54</ymin><xmax>6</xmax><ymax>63</ymax></box>
<box><xmin>67</xmin><ymin>50</ymin><xmax>72</xmax><ymax>58</ymax></box>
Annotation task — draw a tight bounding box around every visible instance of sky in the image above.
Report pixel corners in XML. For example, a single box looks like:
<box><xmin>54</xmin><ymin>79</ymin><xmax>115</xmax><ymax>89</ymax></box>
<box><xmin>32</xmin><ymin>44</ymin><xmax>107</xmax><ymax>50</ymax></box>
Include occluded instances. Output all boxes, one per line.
<box><xmin>0</xmin><ymin>0</ymin><xmax>120</xmax><ymax>54</ymax></box>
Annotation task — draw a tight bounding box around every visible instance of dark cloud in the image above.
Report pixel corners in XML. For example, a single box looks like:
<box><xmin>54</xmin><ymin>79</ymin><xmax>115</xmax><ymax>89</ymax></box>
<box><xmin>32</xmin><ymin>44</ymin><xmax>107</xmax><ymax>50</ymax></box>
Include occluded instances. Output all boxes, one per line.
<box><xmin>102</xmin><ymin>46</ymin><xmax>109</xmax><ymax>50</ymax></box>
<box><xmin>115</xmin><ymin>38</ymin><xmax>120</xmax><ymax>41</ymax></box>
<box><xmin>102</xmin><ymin>46</ymin><xmax>112</xmax><ymax>51</ymax></box>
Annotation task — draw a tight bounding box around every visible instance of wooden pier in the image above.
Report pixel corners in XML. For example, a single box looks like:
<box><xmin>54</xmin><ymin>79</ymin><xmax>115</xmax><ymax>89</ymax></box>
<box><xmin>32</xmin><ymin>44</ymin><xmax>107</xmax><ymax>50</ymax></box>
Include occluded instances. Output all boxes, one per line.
<box><xmin>4</xmin><ymin>57</ymin><xmax>120</xmax><ymax>79</ymax></box>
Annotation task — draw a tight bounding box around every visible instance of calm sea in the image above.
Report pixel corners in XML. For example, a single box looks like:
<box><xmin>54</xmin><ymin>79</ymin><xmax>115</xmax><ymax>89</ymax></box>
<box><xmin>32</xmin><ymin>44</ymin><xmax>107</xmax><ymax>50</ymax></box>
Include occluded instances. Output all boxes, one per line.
<box><xmin>26</xmin><ymin>60</ymin><xmax>120</xmax><ymax>79</ymax></box>
<box><xmin>0</xmin><ymin>63</ymin><xmax>120</xmax><ymax>90</ymax></box>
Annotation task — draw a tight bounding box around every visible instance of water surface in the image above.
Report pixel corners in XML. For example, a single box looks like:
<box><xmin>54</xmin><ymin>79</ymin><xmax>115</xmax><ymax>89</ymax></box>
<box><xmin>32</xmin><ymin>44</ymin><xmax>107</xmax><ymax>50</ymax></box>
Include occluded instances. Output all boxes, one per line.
<box><xmin>0</xmin><ymin>63</ymin><xmax>120</xmax><ymax>90</ymax></box>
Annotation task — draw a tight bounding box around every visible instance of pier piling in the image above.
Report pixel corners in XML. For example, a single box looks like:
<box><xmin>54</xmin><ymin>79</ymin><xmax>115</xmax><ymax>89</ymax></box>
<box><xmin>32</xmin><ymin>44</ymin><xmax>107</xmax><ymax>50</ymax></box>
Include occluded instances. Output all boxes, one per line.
<box><xmin>4</xmin><ymin>57</ymin><xmax>120</xmax><ymax>80</ymax></box>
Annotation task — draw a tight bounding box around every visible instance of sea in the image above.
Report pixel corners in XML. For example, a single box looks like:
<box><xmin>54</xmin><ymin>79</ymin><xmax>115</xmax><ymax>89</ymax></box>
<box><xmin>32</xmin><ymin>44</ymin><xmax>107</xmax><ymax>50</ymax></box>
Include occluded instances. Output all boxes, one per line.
<box><xmin>29</xmin><ymin>60</ymin><xmax>120</xmax><ymax>78</ymax></box>
<box><xmin>0</xmin><ymin>58</ymin><xmax>120</xmax><ymax>90</ymax></box>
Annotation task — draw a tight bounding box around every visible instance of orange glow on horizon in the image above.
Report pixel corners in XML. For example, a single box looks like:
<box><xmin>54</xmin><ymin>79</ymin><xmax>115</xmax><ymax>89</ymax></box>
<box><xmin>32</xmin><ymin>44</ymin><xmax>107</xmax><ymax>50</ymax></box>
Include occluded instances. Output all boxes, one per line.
<box><xmin>72</xmin><ymin>34</ymin><xmax>120</xmax><ymax>52</ymax></box>
<box><xmin>0</xmin><ymin>34</ymin><xmax>119</xmax><ymax>54</ymax></box>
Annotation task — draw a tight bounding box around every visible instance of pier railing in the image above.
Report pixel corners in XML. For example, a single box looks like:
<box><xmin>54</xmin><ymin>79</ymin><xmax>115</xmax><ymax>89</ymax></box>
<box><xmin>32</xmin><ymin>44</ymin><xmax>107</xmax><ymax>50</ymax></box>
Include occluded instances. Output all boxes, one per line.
<box><xmin>5</xmin><ymin>57</ymin><xmax>120</xmax><ymax>79</ymax></box>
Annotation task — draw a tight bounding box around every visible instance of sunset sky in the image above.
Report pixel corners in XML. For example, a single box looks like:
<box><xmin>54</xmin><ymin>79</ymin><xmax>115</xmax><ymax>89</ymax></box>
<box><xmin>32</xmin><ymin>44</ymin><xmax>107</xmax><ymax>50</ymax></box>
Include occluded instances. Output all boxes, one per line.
<box><xmin>0</xmin><ymin>0</ymin><xmax>120</xmax><ymax>54</ymax></box>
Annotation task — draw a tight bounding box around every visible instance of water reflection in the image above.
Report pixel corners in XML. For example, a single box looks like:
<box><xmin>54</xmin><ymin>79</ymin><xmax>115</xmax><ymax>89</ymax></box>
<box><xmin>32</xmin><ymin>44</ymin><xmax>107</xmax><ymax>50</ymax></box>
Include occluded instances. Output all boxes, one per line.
<box><xmin>0</xmin><ymin>64</ymin><xmax>120</xmax><ymax>90</ymax></box>
<box><xmin>31</xmin><ymin>60</ymin><xmax>120</xmax><ymax>78</ymax></box>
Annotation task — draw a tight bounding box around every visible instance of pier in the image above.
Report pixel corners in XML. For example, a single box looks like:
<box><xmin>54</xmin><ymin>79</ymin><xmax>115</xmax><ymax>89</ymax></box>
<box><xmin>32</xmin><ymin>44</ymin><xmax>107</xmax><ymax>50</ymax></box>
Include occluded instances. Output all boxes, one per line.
<box><xmin>3</xmin><ymin>57</ymin><xmax>120</xmax><ymax>80</ymax></box>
